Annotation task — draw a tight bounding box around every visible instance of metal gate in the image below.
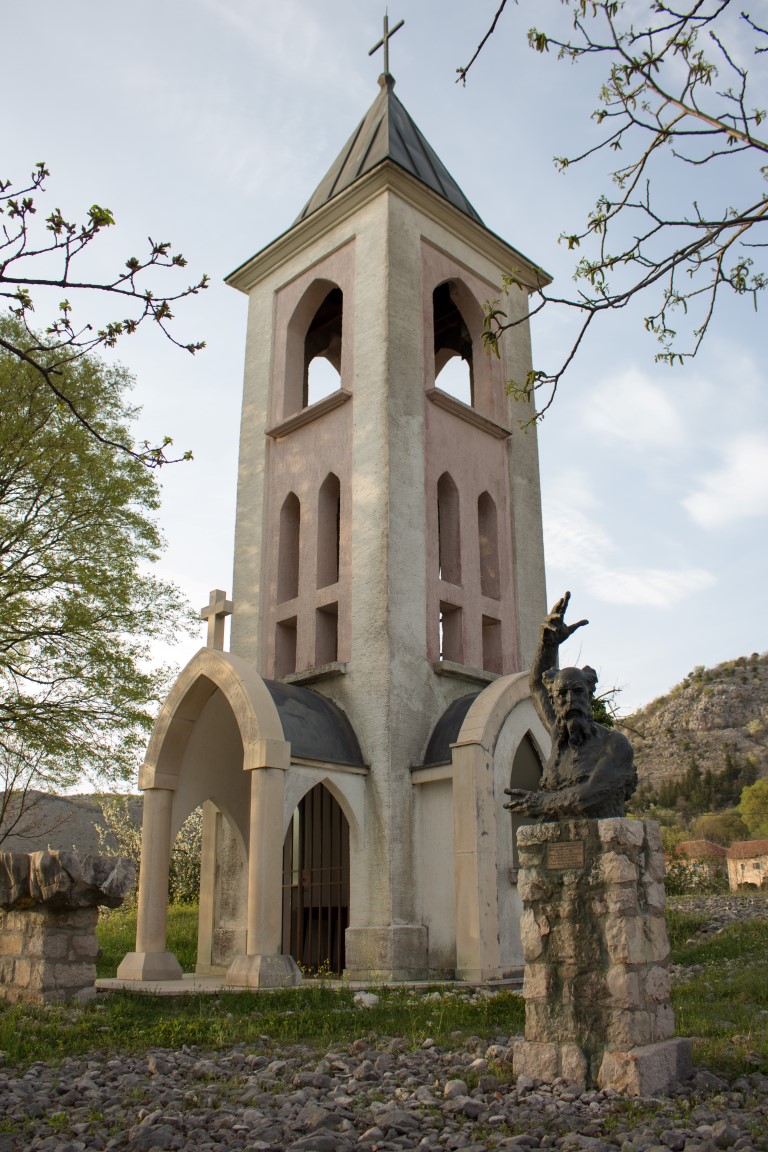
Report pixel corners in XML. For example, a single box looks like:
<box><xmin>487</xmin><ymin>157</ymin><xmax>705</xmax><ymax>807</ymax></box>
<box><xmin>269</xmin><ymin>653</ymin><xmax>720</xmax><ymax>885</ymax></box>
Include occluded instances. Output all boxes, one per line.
<box><xmin>281</xmin><ymin>784</ymin><xmax>350</xmax><ymax>974</ymax></box>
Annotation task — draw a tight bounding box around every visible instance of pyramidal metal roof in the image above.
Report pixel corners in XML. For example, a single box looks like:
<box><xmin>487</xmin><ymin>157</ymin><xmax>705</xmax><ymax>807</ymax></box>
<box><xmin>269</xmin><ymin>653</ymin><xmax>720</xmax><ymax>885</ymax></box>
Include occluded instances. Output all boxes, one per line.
<box><xmin>295</xmin><ymin>73</ymin><xmax>483</xmax><ymax>226</ymax></box>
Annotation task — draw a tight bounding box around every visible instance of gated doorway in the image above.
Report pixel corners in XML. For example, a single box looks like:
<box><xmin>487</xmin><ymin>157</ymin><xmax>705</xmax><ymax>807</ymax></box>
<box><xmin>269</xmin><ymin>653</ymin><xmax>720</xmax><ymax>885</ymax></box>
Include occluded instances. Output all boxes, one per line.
<box><xmin>281</xmin><ymin>783</ymin><xmax>350</xmax><ymax>974</ymax></box>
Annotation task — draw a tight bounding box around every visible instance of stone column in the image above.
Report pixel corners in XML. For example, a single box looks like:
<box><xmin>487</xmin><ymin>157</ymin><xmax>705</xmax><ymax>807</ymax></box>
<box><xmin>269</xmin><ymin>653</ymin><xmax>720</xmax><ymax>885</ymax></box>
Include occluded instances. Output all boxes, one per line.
<box><xmin>225</xmin><ymin>739</ymin><xmax>300</xmax><ymax>988</ymax></box>
<box><xmin>513</xmin><ymin>818</ymin><xmax>692</xmax><ymax>1096</ymax></box>
<box><xmin>452</xmin><ymin>742</ymin><xmax>501</xmax><ymax>981</ymax></box>
<box><xmin>116</xmin><ymin>787</ymin><xmax>182</xmax><ymax>981</ymax></box>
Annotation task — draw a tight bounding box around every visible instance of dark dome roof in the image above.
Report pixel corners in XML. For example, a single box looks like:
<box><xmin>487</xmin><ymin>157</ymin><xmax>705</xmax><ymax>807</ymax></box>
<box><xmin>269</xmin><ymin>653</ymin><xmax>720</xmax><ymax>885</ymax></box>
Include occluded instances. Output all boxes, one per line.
<box><xmin>419</xmin><ymin>692</ymin><xmax>481</xmax><ymax>768</ymax></box>
<box><xmin>264</xmin><ymin>681</ymin><xmax>365</xmax><ymax>768</ymax></box>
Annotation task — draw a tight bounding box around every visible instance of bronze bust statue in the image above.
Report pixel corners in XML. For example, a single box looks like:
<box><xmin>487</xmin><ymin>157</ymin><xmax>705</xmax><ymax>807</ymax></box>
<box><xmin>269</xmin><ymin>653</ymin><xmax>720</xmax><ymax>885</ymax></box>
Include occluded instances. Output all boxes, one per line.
<box><xmin>504</xmin><ymin>593</ymin><xmax>637</xmax><ymax>820</ymax></box>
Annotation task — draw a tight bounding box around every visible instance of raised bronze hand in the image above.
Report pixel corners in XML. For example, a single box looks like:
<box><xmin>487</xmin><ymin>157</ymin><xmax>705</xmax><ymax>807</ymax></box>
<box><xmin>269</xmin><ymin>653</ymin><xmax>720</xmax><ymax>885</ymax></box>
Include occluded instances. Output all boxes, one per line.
<box><xmin>542</xmin><ymin>590</ymin><xmax>588</xmax><ymax>648</ymax></box>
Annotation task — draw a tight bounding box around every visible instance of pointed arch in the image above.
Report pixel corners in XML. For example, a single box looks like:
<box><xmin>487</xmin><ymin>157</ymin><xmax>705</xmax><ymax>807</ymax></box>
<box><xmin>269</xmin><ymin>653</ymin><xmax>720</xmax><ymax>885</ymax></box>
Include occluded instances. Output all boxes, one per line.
<box><xmin>478</xmin><ymin>491</ymin><xmax>500</xmax><ymax>600</ymax></box>
<box><xmin>284</xmin><ymin>278</ymin><xmax>344</xmax><ymax>415</ymax></box>
<box><xmin>437</xmin><ymin>471</ymin><xmax>461</xmax><ymax>585</ymax></box>
<box><xmin>277</xmin><ymin>492</ymin><xmax>301</xmax><ymax>603</ymax></box>
<box><xmin>139</xmin><ymin>647</ymin><xmax>287</xmax><ymax>790</ymax></box>
<box><xmin>317</xmin><ymin>472</ymin><xmax>341</xmax><ymax>589</ymax></box>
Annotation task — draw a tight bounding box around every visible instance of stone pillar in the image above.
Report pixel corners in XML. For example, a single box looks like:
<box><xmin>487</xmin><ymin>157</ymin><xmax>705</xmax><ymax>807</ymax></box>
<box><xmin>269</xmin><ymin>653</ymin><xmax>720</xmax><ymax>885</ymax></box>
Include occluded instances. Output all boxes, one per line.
<box><xmin>116</xmin><ymin>787</ymin><xmax>182</xmax><ymax>981</ymax></box>
<box><xmin>513</xmin><ymin>818</ymin><xmax>692</xmax><ymax>1095</ymax></box>
<box><xmin>225</xmin><ymin>740</ymin><xmax>300</xmax><ymax>988</ymax></box>
<box><xmin>452</xmin><ymin>742</ymin><xmax>501</xmax><ymax>981</ymax></box>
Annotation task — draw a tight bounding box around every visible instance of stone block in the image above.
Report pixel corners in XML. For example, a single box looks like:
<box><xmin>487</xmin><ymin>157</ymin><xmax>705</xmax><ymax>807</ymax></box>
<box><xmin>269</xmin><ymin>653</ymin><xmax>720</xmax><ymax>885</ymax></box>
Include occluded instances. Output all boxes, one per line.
<box><xmin>606</xmin><ymin>888</ymin><xmax>640</xmax><ymax>917</ymax></box>
<box><xmin>606</xmin><ymin>966</ymin><xmax>641</xmax><ymax>1009</ymax></box>
<box><xmin>520</xmin><ymin>909</ymin><xmax>546</xmax><ymax>961</ymax></box>
<box><xmin>598</xmin><ymin>819</ymin><xmax>645</xmax><ymax>849</ymax></box>
<box><xmin>72</xmin><ymin>934</ymin><xmax>99</xmax><ymax>958</ymax></box>
<box><xmin>42</xmin><ymin>934</ymin><xmax>69</xmax><ymax>960</ymax></box>
<box><xmin>645</xmin><ymin>823</ymin><xmax>662</xmax><ymax>853</ymax></box>
<box><xmin>513</xmin><ymin>1040</ymin><xmax>559</xmax><ymax>1082</ymax></box>
<box><xmin>642</xmin><ymin>880</ymin><xmax>666</xmax><ymax>910</ymax></box>
<box><xmin>517</xmin><ymin>868</ymin><xmax>553</xmax><ymax>902</ymax></box>
<box><xmin>653</xmin><ymin>1003</ymin><xmax>676</xmax><ymax>1041</ymax></box>
<box><xmin>548</xmin><ymin>922</ymin><xmax>581</xmax><ymax>962</ymax></box>
<box><xmin>643</xmin><ymin>850</ymin><xmax>666</xmax><ymax>882</ymax></box>
<box><xmin>604</xmin><ymin>917</ymin><xmax>647</xmax><ymax>964</ymax></box>
<box><xmin>601</xmin><ymin>852</ymin><xmax>638</xmax><ymax>885</ymax></box>
<box><xmin>560</xmin><ymin>1043</ymin><xmax>588</xmax><ymax>1088</ymax></box>
<box><xmin>607</xmin><ymin>1009</ymin><xmax>653</xmax><ymax>1048</ymax></box>
<box><xmin>47</xmin><ymin>962</ymin><xmax>95</xmax><ymax>990</ymax></box>
<box><xmin>644</xmin><ymin>966</ymin><xmax>671</xmax><ymax>1003</ymax></box>
<box><xmin>0</xmin><ymin>853</ymin><xmax>30</xmax><ymax>907</ymax></box>
<box><xmin>647</xmin><ymin>917</ymin><xmax>671</xmax><ymax>964</ymax></box>
<box><xmin>523</xmin><ymin>963</ymin><xmax>553</xmax><ymax>1001</ymax></box>
<box><xmin>598</xmin><ymin>1039</ymin><xmax>693</xmax><ymax>1096</ymax></box>
<box><xmin>0</xmin><ymin>933</ymin><xmax>24</xmax><ymax>958</ymax></box>
<box><xmin>518</xmin><ymin>822</ymin><xmax>563</xmax><ymax>846</ymax></box>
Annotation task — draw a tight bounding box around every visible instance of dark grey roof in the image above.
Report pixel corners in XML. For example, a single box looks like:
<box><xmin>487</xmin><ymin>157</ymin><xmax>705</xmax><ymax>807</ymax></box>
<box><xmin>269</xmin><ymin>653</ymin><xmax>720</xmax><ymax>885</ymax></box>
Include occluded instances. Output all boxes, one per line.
<box><xmin>264</xmin><ymin>681</ymin><xmax>365</xmax><ymax>767</ymax></box>
<box><xmin>419</xmin><ymin>692</ymin><xmax>481</xmax><ymax>768</ymax></box>
<box><xmin>295</xmin><ymin>74</ymin><xmax>483</xmax><ymax>226</ymax></box>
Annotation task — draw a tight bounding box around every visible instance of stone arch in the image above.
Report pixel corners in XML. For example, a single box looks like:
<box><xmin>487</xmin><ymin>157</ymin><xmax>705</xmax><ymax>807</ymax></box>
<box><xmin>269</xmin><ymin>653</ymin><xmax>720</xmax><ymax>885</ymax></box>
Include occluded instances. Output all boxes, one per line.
<box><xmin>117</xmin><ymin>649</ymin><xmax>291</xmax><ymax>984</ymax></box>
<box><xmin>283</xmin><ymin>771</ymin><xmax>362</xmax><ymax>852</ymax></box>
<box><xmin>284</xmin><ymin>277</ymin><xmax>343</xmax><ymax>415</ymax></box>
<box><xmin>432</xmin><ymin>278</ymin><xmax>485</xmax><ymax>407</ymax></box>
<box><xmin>281</xmin><ymin>780</ymin><xmax>352</xmax><ymax>974</ymax></box>
<box><xmin>449</xmin><ymin>672</ymin><xmax>550</xmax><ymax>981</ymax></box>
<box><xmin>140</xmin><ymin>647</ymin><xmax>285</xmax><ymax>790</ymax></box>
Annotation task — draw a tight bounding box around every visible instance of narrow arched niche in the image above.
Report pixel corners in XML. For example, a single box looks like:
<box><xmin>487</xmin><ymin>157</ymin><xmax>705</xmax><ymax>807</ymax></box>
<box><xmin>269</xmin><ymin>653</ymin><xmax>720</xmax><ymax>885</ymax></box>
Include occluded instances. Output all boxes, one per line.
<box><xmin>277</xmin><ymin>492</ymin><xmax>300</xmax><ymax>603</ymax></box>
<box><xmin>304</xmin><ymin>287</ymin><xmax>342</xmax><ymax>407</ymax></box>
<box><xmin>317</xmin><ymin>472</ymin><xmax>341</xmax><ymax>589</ymax></box>
<box><xmin>437</xmin><ymin>472</ymin><xmax>461</xmax><ymax>585</ymax></box>
<box><xmin>433</xmin><ymin>281</ymin><xmax>473</xmax><ymax>406</ymax></box>
<box><xmin>478</xmin><ymin>491</ymin><xmax>500</xmax><ymax>600</ymax></box>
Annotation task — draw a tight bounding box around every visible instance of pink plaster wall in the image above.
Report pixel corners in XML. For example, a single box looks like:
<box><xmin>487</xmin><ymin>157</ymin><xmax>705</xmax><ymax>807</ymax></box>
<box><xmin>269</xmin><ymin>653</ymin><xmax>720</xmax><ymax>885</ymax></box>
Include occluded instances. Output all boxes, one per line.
<box><xmin>262</xmin><ymin>244</ymin><xmax>356</xmax><ymax>678</ymax></box>
<box><xmin>421</xmin><ymin>242</ymin><xmax>519</xmax><ymax>673</ymax></box>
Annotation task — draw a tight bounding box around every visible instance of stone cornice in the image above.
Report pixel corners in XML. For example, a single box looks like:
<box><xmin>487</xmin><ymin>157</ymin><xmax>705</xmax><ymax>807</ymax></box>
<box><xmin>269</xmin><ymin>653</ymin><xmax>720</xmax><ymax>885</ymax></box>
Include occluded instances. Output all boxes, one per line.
<box><xmin>226</xmin><ymin>161</ymin><xmax>551</xmax><ymax>295</ymax></box>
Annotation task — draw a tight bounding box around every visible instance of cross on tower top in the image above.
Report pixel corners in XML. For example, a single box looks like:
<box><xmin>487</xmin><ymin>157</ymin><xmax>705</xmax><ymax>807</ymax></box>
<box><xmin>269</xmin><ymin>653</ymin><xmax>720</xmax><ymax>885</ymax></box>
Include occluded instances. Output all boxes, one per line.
<box><xmin>201</xmin><ymin>588</ymin><xmax>233</xmax><ymax>651</ymax></box>
<box><xmin>368</xmin><ymin>12</ymin><xmax>404</xmax><ymax>77</ymax></box>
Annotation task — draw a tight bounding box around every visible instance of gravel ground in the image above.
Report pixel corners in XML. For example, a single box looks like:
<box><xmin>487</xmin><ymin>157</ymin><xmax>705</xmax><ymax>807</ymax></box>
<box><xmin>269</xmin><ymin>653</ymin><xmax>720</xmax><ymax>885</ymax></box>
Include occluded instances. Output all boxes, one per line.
<box><xmin>0</xmin><ymin>1035</ymin><xmax>766</xmax><ymax>1152</ymax></box>
<box><xmin>0</xmin><ymin>895</ymin><xmax>764</xmax><ymax>1152</ymax></box>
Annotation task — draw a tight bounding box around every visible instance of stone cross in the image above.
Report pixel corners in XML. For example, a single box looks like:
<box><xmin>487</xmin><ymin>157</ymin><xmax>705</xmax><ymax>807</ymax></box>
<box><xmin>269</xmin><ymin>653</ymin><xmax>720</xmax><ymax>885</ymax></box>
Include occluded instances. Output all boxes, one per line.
<box><xmin>369</xmin><ymin>12</ymin><xmax>404</xmax><ymax>75</ymax></box>
<box><xmin>201</xmin><ymin>589</ymin><xmax>233</xmax><ymax>651</ymax></box>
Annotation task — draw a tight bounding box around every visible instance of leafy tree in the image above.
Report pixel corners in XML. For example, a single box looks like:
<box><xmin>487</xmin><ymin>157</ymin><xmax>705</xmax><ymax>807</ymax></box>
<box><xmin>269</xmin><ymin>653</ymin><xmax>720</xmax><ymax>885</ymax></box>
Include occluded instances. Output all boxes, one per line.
<box><xmin>0</xmin><ymin>163</ymin><xmax>207</xmax><ymax>464</ymax></box>
<box><xmin>0</xmin><ymin>318</ymin><xmax>196</xmax><ymax>843</ymax></box>
<box><xmin>97</xmin><ymin>796</ymin><xmax>203</xmax><ymax>905</ymax></box>
<box><xmin>460</xmin><ymin>1</ymin><xmax>768</xmax><ymax>417</ymax></box>
<box><xmin>739</xmin><ymin>777</ymin><xmax>768</xmax><ymax>838</ymax></box>
<box><xmin>691</xmin><ymin>808</ymin><xmax>749</xmax><ymax>845</ymax></box>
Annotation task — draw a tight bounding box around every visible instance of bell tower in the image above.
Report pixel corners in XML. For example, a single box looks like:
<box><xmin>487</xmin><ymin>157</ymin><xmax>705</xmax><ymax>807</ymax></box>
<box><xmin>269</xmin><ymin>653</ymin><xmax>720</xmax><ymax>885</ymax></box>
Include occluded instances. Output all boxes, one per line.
<box><xmin>225</xmin><ymin>69</ymin><xmax>548</xmax><ymax>979</ymax></box>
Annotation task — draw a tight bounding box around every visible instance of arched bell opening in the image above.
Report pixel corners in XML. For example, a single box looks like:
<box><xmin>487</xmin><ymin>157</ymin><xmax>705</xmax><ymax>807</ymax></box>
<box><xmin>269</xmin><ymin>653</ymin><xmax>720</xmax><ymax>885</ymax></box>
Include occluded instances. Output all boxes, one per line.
<box><xmin>281</xmin><ymin>783</ymin><xmax>350</xmax><ymax>975</ymax></box>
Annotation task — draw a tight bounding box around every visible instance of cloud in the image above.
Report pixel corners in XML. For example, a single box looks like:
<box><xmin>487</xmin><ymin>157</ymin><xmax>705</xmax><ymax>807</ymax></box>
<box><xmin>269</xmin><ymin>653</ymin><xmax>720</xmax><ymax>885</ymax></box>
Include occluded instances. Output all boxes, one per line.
<box><xmin>583</xmin><ymin>368</ymin><xmax>685</xmax><ymax>447</ymax></box>
<box><xmin>683</xmin><ymin>434</ymin><xmax>768</xmax><ymax>528</ymax></box>
<box><xmin>544</xmin><ymin>486</ymin><xmax>716</xmax><ymax>608</ymax></box>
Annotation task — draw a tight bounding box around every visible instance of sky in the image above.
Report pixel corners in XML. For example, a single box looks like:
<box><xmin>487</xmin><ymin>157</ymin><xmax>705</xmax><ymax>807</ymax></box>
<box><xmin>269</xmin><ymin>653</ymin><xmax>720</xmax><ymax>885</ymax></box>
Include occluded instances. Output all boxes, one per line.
<box><xmin>3</xmin><ymin>0</ymin><xmax>767</xmax><ymax>715</ymax></box>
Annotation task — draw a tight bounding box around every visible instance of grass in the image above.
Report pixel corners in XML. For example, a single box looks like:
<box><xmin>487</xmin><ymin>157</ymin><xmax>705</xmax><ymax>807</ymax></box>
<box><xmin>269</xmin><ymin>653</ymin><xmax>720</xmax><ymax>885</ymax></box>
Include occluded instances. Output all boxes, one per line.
<box><xmin>0</xmin><ymin>903</ymin><xmax>765</xmax><ymax>1081</ymax></box>
<box><xmin>669</xmin><ymin>916</ymin><xmax>768</xmax><ymax>1080</ymax></box>
<box><xmin>0</xmin><ymin>984</ymin><xmax>523</xmax><ymax>1068</ymax></box>
<box><xmin>96</xmin><ymin>903</ymin><xmax>198</xmax><ymax>977</ymax></box>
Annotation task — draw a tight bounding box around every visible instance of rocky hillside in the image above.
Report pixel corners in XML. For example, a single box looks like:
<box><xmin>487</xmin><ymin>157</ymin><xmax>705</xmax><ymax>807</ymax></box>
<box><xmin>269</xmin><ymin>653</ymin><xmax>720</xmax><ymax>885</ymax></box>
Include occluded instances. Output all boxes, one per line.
<box><xmin>620</xmin><ymin>652</ymin><xmax>768</xmax><ymax>790</ymax></box>
<box><xmin>0</xmin><ymin>791</ymin><xmax>142</xmax><ymax>855</ymax></box>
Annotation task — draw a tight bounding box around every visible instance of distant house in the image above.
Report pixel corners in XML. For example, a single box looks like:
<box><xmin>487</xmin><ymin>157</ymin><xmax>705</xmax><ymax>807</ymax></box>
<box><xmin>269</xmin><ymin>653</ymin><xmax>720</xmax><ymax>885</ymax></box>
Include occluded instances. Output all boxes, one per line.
<box><xmin>726</xmin><ymin>840</ymin><xmax>768</xmax><ymax>890</ymax></box>
<box><xmin>675</xmin><ymin>839</ymin><xmax>727</xmax><ymax>881</ymax></box>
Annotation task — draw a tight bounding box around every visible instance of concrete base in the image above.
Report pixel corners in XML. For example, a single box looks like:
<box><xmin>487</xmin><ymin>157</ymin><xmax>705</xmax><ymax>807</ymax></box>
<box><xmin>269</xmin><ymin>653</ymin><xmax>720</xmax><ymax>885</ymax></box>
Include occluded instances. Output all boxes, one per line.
<box><xmin>598</xmin><ymin>1039</ymin><xmax>693</xmax><ymax>1096</ymax></box>
<box><xmin>116</xmin><ymin>951</ymin><xmax>183</xmax><ymax>982</ymax></box>
<box><xmin>345</xmin><ymin>924</ymin><xmax>428</xmax><ymax>981</ymax></box>
<box><xmin>224</xmin><ymin>953</ymin><xmax>302</xmax><ymax>989</ymax></box>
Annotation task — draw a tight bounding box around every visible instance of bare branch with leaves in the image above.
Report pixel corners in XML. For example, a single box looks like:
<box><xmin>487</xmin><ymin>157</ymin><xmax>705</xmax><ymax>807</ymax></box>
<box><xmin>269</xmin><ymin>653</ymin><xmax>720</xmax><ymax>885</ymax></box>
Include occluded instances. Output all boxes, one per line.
<box><xmin>460</xmin><ymin>1</ymin><xmax>768</xmax><ymax>419</ymax></box>
<box><xmin>0</xmin><ymin>162</ymin><xmax>209</xmax><ymax>464</ymax></box>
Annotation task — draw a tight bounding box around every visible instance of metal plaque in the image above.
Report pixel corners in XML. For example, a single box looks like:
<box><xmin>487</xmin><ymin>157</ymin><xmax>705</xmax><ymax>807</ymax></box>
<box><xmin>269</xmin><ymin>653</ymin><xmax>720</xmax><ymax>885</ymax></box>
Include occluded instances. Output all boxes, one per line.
<box><xmin>546</xmin><ymin>841</ymin><xmax>585</xmax><ymax>870</ymax></box>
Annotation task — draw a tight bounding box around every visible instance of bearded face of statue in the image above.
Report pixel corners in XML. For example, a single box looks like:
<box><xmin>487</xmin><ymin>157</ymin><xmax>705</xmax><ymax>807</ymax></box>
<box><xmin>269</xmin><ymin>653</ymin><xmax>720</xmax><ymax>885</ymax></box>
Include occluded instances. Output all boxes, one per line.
<box><xmin>544</xmin><ymin>666</ymin><xmax>597</xmax><ymax>746</ymax></box>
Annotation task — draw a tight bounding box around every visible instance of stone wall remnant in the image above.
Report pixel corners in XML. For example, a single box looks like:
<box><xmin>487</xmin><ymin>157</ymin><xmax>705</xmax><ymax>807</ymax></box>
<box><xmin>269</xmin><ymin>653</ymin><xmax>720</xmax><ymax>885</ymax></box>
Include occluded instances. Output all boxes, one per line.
<box><xmin>0</xmin><ymin>849</ymin><xmax>135</xmax><ymax>1004</ymax></box>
